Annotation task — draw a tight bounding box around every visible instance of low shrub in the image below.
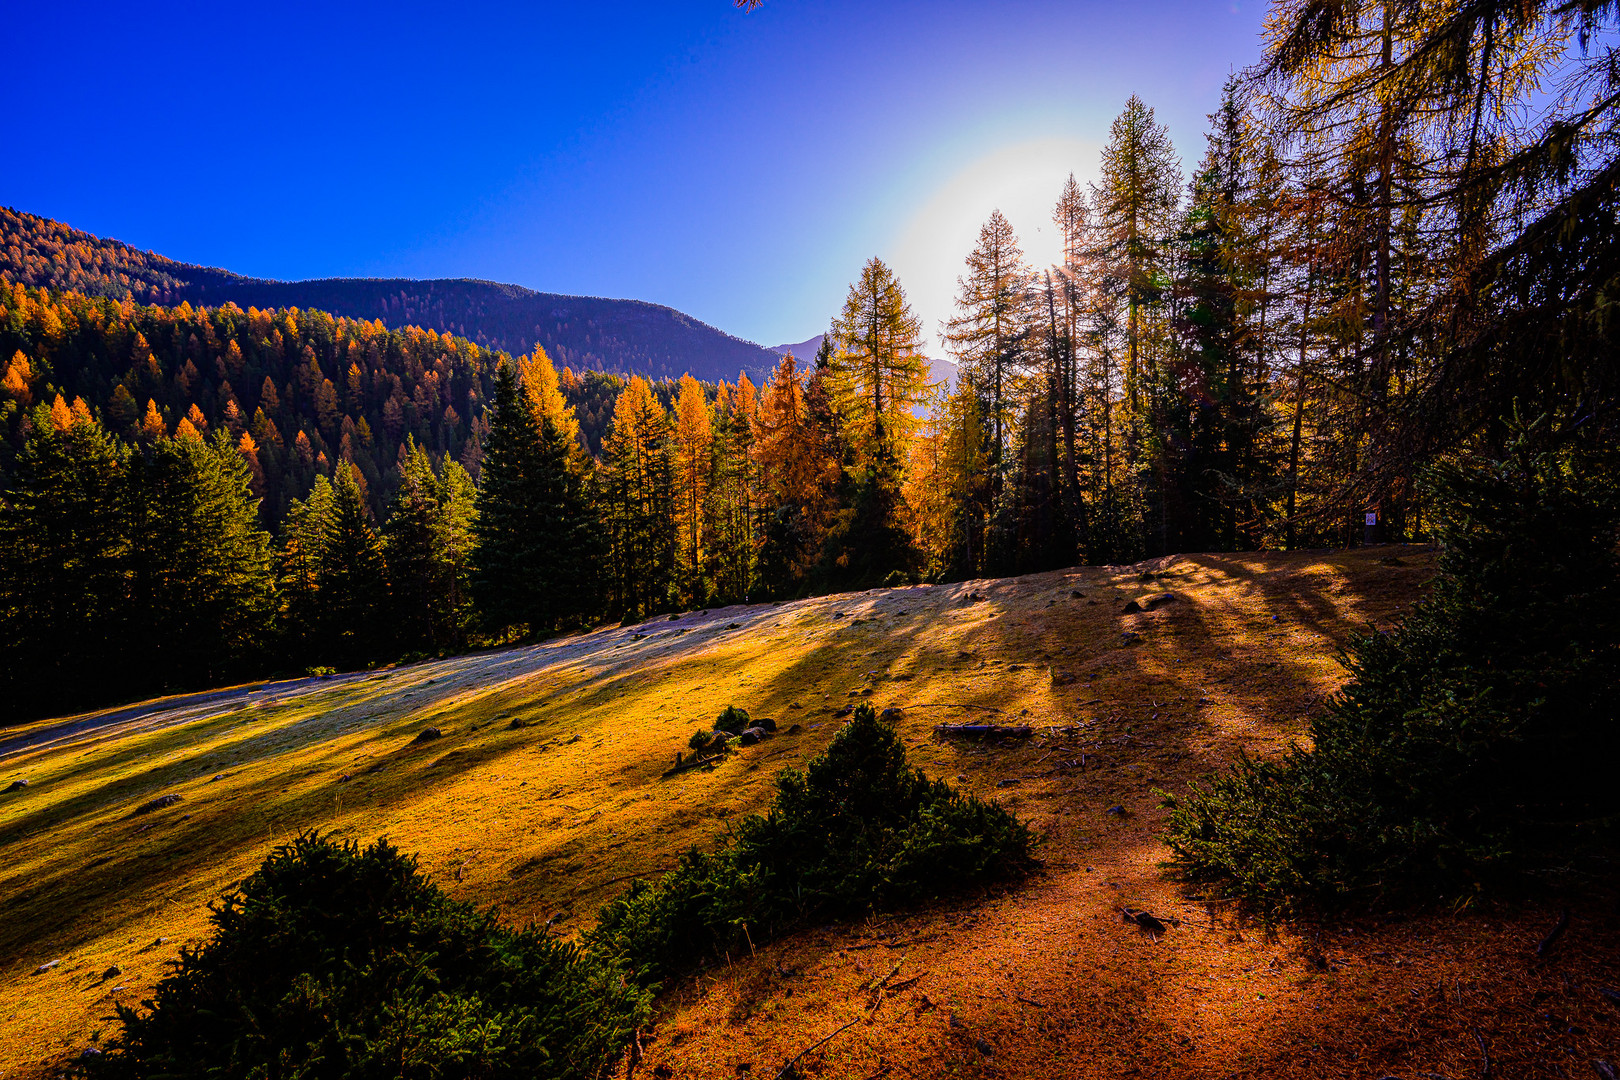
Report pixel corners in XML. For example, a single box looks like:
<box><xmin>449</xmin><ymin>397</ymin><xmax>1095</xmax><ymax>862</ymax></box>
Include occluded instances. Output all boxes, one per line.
<box><xmin>588</xmin><ymin>703</ymin><xmax>1035</xmax><ymax>983</ymax></box>
<box><xmin>714</xmin><ymin>705</ymin><xmax>751</xmax><ymax>734</ymax></box>
<box><xmin>1163</xmin><ymin>440</ymin><xmax>1620</xmax><ymax>912</ymax></box>
<box><xmin>92</xmin><ymin>833</ymin><xmax>649</xmax><ymax>1080</ymax></box>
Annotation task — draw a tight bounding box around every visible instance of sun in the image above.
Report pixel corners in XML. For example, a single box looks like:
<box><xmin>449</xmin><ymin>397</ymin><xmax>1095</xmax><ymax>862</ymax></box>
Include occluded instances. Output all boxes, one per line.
<box><xmin>885</xmin><ymin>136</ymin><xmax>1101</xmax><ymax>356</ymax></box>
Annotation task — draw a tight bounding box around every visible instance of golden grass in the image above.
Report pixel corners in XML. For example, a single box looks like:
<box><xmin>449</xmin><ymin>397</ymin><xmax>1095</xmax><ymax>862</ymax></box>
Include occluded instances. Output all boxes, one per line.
<box><xmin>5</xmin><ymin>546</ymin><xmax>1618</xmax><ymax>1078</ymax></box>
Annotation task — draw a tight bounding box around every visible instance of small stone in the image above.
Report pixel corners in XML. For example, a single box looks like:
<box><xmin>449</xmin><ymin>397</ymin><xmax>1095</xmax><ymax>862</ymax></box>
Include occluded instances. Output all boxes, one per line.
<box><xmin>1071</xmin><ymin>590</ymin><xmax>1084</xmax><ymax>598</ymax></box>
<box><xmin>833</xmin><ymin>705</ymin><xmax>853</xmax><ymax>718</ymax></box>
<box><xmin>1105</xmin><ymin>804</ymin><xmax>1127</xmax><ymax>817</ymax></box>
<box><xmin>727</xmin><ymin>622</ymin><xmax>741</xmax><ymax>629</ymax></box>
<box><xmin>411</xmin><ymin>727</ymin><xmax>443</xmax><ymax>744</ymax></box>
<box><xmin>996</xmin><ymin>778</ymin><xmax>1020</xmax><ymax>788</ymax></box>
<box><xmin>79</xmin><ymin>1047</ymin><xmax>102</xmax><ymax>1059</ymax></box>
<box><xmin>754</xmin><ymin>717</ymin><xmax>778</xmax><ymax>732</ymax></box>
<box><xmin>5</xmin><ymin>779</ymin><xmax>27</xmax><ymax>792</ymax></box>
<box><xmin>1122</xmin><ymin>600</ymin><xmax>1143</xmax><ymax>614</ymax></box>
<box><xmin>976</xmin><ymin>1039</ymin><xmax>994</xmax><ymax>1057</ymax></box>
<box><xmin>338</xmin><ymin>774</ymin><xmax>351</xmax><ymax>783</ymax></box>
<box><xmin>668</xmin><ymin>613</ymin><xmax>680</xmax><ymax>621</ymax></box>
<box><xmin>737</xmin><ymin>728</ymin><xmax>765</xmax><ymax>745</ymax></box>
<box><xmin>101</xmin><ymin>964</ymin><xmax>123</xmax><ymax>980</ymax></box>
<box><xmin>878</xmin><ymin>707</ymin><xmax>903</xmax><ymax>723</ymax></box>
<box><xmin>210</xmin><ymin>774</ymin><xmax>225</xmax><ymax>782</ymax></box>
<box><xmin>33</xmin><ymin>959</ymin><xmax>60</xmax><ymax>975</ymax></box>
<box><xmin>956</xmin><ymin>774</ymin><xmax>968</xmax><ymax>782</ymax></box>
<box><xmin>508</xmin><ymin>717</ymin><xmax>532</xmax><ymax>729</ymax></box>
<box><xmin>134</xmin><ymin>793</ymin><xmax>183</xmax><ymax>815</ymax></box>
<box><xmin>1121</xmin><ymin>631</ymin><xmax>1143</xmax><ymax>645</ymax></box>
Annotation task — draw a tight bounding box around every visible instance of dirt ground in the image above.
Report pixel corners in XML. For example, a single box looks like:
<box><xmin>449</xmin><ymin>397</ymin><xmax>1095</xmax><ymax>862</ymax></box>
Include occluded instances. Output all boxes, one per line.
<box><xmin>3</xmin><ymin>545</ymin><xmax>1617</xmax><ymax>1079</ymax></box>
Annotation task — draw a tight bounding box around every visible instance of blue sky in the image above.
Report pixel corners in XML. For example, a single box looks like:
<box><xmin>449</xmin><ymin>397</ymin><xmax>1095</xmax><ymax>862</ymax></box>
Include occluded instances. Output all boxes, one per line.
<box><xmin>4</xmin><ymin>1</ymin><xmax>1269</xmax><ymax>349</ymax></box>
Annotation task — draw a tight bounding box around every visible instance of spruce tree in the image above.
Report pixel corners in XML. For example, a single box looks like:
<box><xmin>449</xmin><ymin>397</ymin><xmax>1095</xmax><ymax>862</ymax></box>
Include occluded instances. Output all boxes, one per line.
<box><xmin>319</xmin><ymin>463</ymin><xmax>389</xmax><ymax>668</ymax></box>
<box><xmin>0</xmin><ymin>403</ymin><xmax>132</xmax><ymax>718</ymax></box>
<box><xmin>471</xmin><ymin>362</ymin><xmax>599</xmax><ymax>637</ymax></box>
<box><xmin>127</xmin><ymin>431</ymin><xmax>276</xmax><ymax>691</ymax></box>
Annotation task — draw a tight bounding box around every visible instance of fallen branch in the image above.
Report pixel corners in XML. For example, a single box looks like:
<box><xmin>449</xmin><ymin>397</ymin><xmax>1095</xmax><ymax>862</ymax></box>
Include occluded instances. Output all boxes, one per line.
<box><xmin>774</xmin><ymin>1015</ymin><xmax>865</xmax><ymax>1080</ymax></box>
<box><xmin>1536</xmin><ymin>908</ymin><xmax>1571</xmax><ymax>958</ymax></box>
<box><xmin>660</xmin><ymin>752</ymin><xmax>726</xmax><ymax>778</ymax></box>
<box><xmin>860</xmin><ymin>961</ymin><xmax>904</xmax><ymax>993</ymax></box>
<box><xmin>1016</xmin><ymin>994</ymin><xmax>1045</xmax><ymax>1008</ymax></box>
<box><xmin>1473</xmin><ymin>1026</ymin><xmax>1491</xmax><ymax>1078</ymax></box>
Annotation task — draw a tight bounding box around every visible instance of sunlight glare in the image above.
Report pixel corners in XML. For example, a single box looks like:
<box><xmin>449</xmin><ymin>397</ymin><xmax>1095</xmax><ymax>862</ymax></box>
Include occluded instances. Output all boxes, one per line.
<box><xmin>886</xmin><ymin>136</ymin><xmax>1101</xmax><ymax>358</ymax></box>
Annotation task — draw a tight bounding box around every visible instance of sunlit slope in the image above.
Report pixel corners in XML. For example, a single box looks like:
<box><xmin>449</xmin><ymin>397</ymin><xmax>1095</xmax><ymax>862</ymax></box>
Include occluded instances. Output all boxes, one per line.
<box><xmin>12</xmin><ymin>548</ymin><xmax>1609</xmax><ymax>1079</ymax></box>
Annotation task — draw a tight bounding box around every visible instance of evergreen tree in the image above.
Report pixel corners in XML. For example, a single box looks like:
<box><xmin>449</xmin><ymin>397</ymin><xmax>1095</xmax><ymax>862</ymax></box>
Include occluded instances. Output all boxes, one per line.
<box><xmin>318</xmin><ymin>463</ymin><xmax>389</xmax><ymax>668</ymax></box>
<box><xmin>0</xmin><ymin>402</ymin><xmax>132</xmax><ymax>718</ymax></box>
<box><xmin>126</xmin><ymin>431</ymin><xmax>276</xmax><ymax>689</ymax></box>
<box><xmin>278</xmin><ymin>473</ymin><xmax>334</xmax><ymax>662</ymax></box>
<box><xmin>383</xmin><ymin>439</ymin><xmax>475</xmax><ymax>653</ymax></box>
<box><xmin>470</xmin><ymin>361</ymin><xmax>599</xmax><ymax>637</ymax></box>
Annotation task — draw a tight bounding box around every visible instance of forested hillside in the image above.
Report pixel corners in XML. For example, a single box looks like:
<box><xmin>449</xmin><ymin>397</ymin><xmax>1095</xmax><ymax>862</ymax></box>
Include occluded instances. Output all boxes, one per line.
<box><xmin>0</xmin><ymin>207</ymin><xmax>786</xmax><ymax>382</ymax></box>
<box><xmin>0</xmin><ymin>285</ymin><xmax>695</xmax><ymax>523</ymax></box>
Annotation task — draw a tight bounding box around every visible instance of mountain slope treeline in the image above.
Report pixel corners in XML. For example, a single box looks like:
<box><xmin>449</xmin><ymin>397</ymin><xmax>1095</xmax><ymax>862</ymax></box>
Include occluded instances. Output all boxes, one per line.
<box><xmin>0</xmin><ymin>284</ymin><xmax>711</xmax><ymax>524</ymax></box>
<box><xmin>0</xmin><ymin>207</ymin><xmax>786</xmax><ymax>383</ymax></box>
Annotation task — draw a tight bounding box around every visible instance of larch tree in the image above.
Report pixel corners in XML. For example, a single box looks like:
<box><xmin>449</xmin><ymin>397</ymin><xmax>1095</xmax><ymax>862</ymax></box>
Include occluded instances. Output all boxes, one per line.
<box><xmin>943</xmin><ymin>210</ymin><xmax>1032</xmax><ymax>498</ymax></box>
<box><xmin>1092</xmin><ymin>95</ymin><xmax>1182</xmax><ymax>454</ymax></box>
<box><xmin>671</xmin><ymin>374</ymin><xmax>714</xmax><ymax>604</ymax></box>
<box><xmin>828</xmin><ymin>258</ymin><xmax>931</xmax><ymax>470</ymax></box>
<box><xmin>599</xmin><ymin>375</ymin><xmax>675</xmax><ymax>620</ymax></box>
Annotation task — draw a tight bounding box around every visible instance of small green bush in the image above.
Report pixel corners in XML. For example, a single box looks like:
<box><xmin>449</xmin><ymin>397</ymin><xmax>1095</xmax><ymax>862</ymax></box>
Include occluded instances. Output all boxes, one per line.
<box><xmin>588</xmin><ymin>703</ymin><xmax>1035</xmax><ymax>983</ymax></box>
<box><xmin>688</xmin><ymin>729</ymin><xmax>715</xmax><ymax>751</ymax></box>
<box><xmin>1164</xmin><ymin>440</ymin><xmax>1620</xmax><ymax>912</ymax></box>
<box><xmin>714</xmin><ymin>705</ymin><xmax>751</xmax><ymax>734</ymax></box>
<box><xmin>93</xmin><ymin>833</ymin><xmax>649</xmax><ymax>1080</ymax></box>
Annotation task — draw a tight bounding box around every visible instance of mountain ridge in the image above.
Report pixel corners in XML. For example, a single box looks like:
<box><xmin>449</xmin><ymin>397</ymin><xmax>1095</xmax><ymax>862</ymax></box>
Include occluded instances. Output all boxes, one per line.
<box><xmin>0</xmin><ymin>206</ymin><xmax>786</xmax><ymax>383</ymax></box>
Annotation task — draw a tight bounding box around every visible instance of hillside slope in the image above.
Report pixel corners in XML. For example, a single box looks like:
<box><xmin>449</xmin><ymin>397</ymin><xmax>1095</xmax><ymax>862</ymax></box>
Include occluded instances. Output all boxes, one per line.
<box><xmin>0</xmin><ymin>207</ymin><xmax>785</xmax><ymax>382</ymax></box>
<box><xmin>3</xmin><ymin>547</ymin><xmax>1617</xmax><ymax>1078</ymax></box>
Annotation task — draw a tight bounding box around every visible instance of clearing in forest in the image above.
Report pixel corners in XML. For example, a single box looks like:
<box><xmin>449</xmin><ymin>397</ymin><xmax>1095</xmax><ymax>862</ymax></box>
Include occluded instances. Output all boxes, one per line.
<box><xmin>3</xmin><ymin>545</ymin><xmax>1617</xmax><ymax>1079</ymax></box>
